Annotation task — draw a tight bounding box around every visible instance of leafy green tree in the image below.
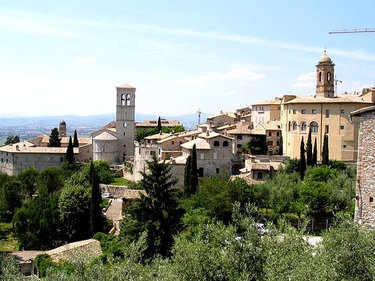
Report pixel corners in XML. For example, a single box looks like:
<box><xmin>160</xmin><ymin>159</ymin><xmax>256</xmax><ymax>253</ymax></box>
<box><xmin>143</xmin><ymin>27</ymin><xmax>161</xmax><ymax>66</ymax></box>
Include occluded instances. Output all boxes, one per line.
<box><xmin>59</xmin><ymin>184</ymin><xmax>91</xmax><ymax>242</ymax></box>
<box><xmin>306</xmin><ymin>128</ymin><xmax>312</xmax><ymax>166</ymax></box>
<box><xmin>120</xmin><ymin>154</ymin><xmax>184</xmax><ymax>260</ymax></box>
<box><xmin>0</xmin><ymin>253</ymin><xmax>25</xmax><ymax>279</ymax></box>
<box><xmin>85</xmin><ymin>161</ymin><xmax>114</xmax><ymax>184</ymax></box>
<box><xmin>17</xmin><ymin>167</ymin><xmax>39</xmax><ymax>197</ymax></box>
<box><xmin>0</xmin><ymin>179</ymin><xmax>24</xmax><ymax>221</ymax></box>
<box><xmin>247</xmin><ymin>134</ymin><xmax>268</xmax><ymax>155</ymax></box>
<box><xmin>300</xmin><ymin>137</ymin><xmax>306</xmax><ymax>180</ymax></box>
<box><xmin>37</xmin><ymin>167</ymin><xmax>65</xmax><ymax>195</ymax></box>
<box><xmin>48</xmin><ymin>127</ymin><xmax>61</xmax><ymax>147</ymax></box>
<box><xmin>73</xmin><ymin>129</ymin><xmax>79</xmax><ymax>147</ymax></box>
<box><xmin>4</xmin><ymin>135</ymin><xmax>20</xmax><ymax>145</ymax></box>
<box><xmin>66</xmin><ymin>136</ymin><xmax>74</xmax><ymax>165</ymax></box>
<box><xmin>13</xmin><ymin>190</ymin><xmax>61</xmax><ymax>249</ymax></box>
<box><xmin>299</xmin><ymin>180</ymin><xmax>331</xmax><ymax>218</ymax></box>
<box><xmin>322</xmin><ymin>133</ymin><xmax>329</xmax><ymax>165</ymax></box>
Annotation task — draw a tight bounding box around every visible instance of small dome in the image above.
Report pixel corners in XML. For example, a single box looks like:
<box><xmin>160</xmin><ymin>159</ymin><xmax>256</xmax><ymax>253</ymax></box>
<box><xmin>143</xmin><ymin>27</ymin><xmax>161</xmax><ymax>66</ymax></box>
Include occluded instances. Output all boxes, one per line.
<box><xmin>60</xmin><ymin>120</ymin><xmax>66</xmax><ymax>126</ymax></box>
<box><xmin>318</xmin><ymin>52</ymin><xmax>332</xmax><ymax>63</ymax></box>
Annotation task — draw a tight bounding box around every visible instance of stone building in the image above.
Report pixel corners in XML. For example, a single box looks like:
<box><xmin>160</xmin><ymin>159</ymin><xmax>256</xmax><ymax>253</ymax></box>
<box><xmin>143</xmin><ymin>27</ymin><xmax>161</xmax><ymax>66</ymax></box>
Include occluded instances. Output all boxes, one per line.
<box><xmin>251</xmin><ymin>98</ymin><xmax>281</xmax><ymax>129</ymax></box>
<box><xmin>349</xmin><ymin>105</ymin><xmax>375</xmax><ymax>225</ymax></box>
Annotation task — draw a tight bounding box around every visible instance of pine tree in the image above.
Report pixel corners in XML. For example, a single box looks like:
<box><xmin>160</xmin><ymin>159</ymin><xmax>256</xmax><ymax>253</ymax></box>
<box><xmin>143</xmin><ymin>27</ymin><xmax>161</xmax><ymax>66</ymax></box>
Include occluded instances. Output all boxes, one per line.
<box><xmin>312</xmin><ymin>138</ymin><xmax>317</xmax><ymax>166</ymax></box>
<box><xmin>306</xmin><ymin>129</ymin><xmax>313</xmax><ymax>166</ymax></box>
<box><xmin>322</xmin><ymin>134</ymin><xmax>329</xmax><ymax>165</ymax></box>
<box><xmin>65</xmin><ymin>136</ymin><xmax>74</xmax><ymax>165</ymax></box>
<box><xmin>120</xmin><ymin>154</ymin><xmax>183</xmax><ymax>259</ymax></box>
<box><xmin>48</xmin><ymin>128</ymin><xmax>61</xmax><ymax>147</ymax></box>
<box><xmin>300</xmin><ymin>137</ymin><xmax>306</xmax><ymax>180</ymax></box>
<box><xmin>73</xmin><ymin>130</ymin><xmax>79</xmax><ymax>147</ymax></box>
<box><xmin>157</xmin><ymin>116</ymin><xmax>162</xmax><ymax>133</ymax></box>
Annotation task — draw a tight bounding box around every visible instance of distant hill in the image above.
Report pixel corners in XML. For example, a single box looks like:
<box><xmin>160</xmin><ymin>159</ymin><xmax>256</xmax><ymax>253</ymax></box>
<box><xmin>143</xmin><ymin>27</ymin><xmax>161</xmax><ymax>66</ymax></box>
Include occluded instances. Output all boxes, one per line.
<box><xmin>0</xmin><ymin>113</ymin><xmax>212</xmax><ymax>143</ymax></box>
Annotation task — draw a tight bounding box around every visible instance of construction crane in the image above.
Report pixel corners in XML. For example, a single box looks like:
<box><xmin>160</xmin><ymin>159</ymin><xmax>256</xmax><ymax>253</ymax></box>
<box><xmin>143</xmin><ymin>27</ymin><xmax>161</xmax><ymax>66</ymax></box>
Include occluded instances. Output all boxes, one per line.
<box><xmin>329</xmin><ymin>28</ymin><xmax>375</xmax><ymax>34</ymax></box>
<box><xmin>334</xmin><ymin>76</ymin><xmax>342</xmax><ymax>95</ymax></box>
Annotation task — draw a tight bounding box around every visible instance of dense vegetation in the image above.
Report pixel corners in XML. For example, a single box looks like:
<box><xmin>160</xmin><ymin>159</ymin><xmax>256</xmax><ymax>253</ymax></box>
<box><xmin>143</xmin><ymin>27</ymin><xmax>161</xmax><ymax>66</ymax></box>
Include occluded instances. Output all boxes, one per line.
<box><xmin>0</xmin><ymin>156</ymin><xmax>365</xmax><ymax>280</ymax></box>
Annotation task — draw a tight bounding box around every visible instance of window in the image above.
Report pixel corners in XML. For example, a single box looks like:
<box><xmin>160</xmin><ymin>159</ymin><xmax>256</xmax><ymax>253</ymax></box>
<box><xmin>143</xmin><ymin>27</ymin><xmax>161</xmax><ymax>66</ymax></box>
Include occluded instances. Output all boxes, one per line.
<box><xmin>171</xmin><ymin>141</ymin><xmax>175</xmax><ymax>145</ymax></box>
<box><xmin>325</xmin><ymin>125</ymin><xmax>329</xmax><ymax>134</ymax></box>
<box><xmin>276</xmin><ymin>141</ymin><xmax>280</xmax><ymax>145</ymax></box>
<box><xmin>214</xmin><ymin>140</ymin><xmax>219</xmax><ymax>146</ymax></box>
<box><xmin>276</xmin><ymin>132</ymin><xmax>280</xmax><ymax>137</ymax></box>
<box><xmin>223</xmin><ymin>141</ymin><xmax>229</xmax><ymax>147</ymax></box>
<box><xmin>341</xmin><ymin>109</ymin><xmax>345</xmax><ymax>114</ymax></box>
<box><xmin>126</xmin><ymin>94</ymin><xmax>131</xmax><ymax>106</ymax></box>
<box><xmin>327</xmin><ymin>72</ymin><xmax>331</xmax><ymax>82</ymax></box>
<box><xmin>267</xmin><ymin>141</ymin><xmax>273</xmax><ymax>145</ymax></box>
<box><xmin>257</xmin><ymin>172</ymin><xmax>263</xmax><ymax>180</ymax></box>
<box><xmin>312</xmin><ymin>109</ymin><xmax>317</xmax><ymax>114</ymax></box>
<box><xmin>198</xmin><ymin>167</ymin><xmax>204</xmax><ymax>177</ymax></box>
<box><xmin>288</xmin><ymin>121</ymin><xmax>292</xmax><ymax>131</ymax></box>
<box><xmin>237</xmin><ymin>144</ymin><xmax>242</xmax><ymax>148</ymax></box>
<box><xmin>268</xmin><ymin>132</ymin><xmax>272</xmax><ymax>137</ymax></box>
<box><xmin>370</xmin><ymin>197</ymin><xmax>374</xmax><ymax>203</ymax></box>
<box><xmin>301</xmin><ymin>109</ymin><xmax>306</xmax><ymax>114</ymax></box>
<box><xmin>293</xmin><ymin>109</ymin><xmax>297</xmax><ymax>114</ymax></box>
<box><xmin>310</xmin><ymin>121</ymin><xmax>318</xmax><ymax>133</ymax></box>
<box><xmin>292</xmin><ymin>121</ymin><xmax>298</xmax><ymax>131</ymax></box>
<box><xmin>318</xmin><ymin>72</ymin><xmax>322</xmax><ymax>82</ymax></box>
<box><xmin>343</xmin><ymin>145</ymin><xmax>346</xmax><ymax>148</ymax></box>
<box><xmin>340</xmin><ymin>125</ymin><xmax>344</xmax><ymax>130</ymax></box>
<box><xmin>213</xmin><ymin>152</ymin><xmax>217</xmax><ymax>159</ymax></box>
<box><xmin>200</xmin><ymin>153</ymin><xmax>204</xmax><ymax>160</ymax></box>
<box><xmin>325</xmin><ymin>109</ymin><xmax>330</xmax><ymax>118</ymax></box>
<box><xmin>237</xmin><ymin>135</ymin><xmax>242</xmax><ymax>140</ymax></box>
<box><xmin>60</xmin><ymin>157</ymin><xmax>64</xmax><ymax>162</ymax></box>
<box><xmin>216</xmin><ymin>168</ymin><xmax>220</xmax><ymax>174</ymax></box>
<box><xmin>301</xmin><ymin>121</ymin><xmax>307</xmax><ymax>131</ymax></box>
<box><xmin>123</xmin><ymin>122</ymin><xmax>127</xmax><ymax>128</ymax></box>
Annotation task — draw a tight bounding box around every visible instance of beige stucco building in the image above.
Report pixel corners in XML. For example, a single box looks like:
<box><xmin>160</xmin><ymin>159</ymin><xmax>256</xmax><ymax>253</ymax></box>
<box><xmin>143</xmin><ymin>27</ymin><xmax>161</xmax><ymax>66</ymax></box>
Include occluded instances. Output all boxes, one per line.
<box><xmin>280</xmin><ymin>53</ymin><xmax>375</xmax><ymax>162</ymax></box>
<box><xmin>251</xmin><ymin>98</ymin><xmax>281</xmax><ymax>128</ymax></box>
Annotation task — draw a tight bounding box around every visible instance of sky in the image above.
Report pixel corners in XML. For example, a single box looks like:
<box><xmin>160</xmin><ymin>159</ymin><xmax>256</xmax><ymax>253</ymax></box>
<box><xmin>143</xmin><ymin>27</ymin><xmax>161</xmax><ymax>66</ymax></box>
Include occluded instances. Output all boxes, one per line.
<box><xmin>1</xmin><ymin>1</ymin><xmax>375</xmax><ymax>117</ymax></box>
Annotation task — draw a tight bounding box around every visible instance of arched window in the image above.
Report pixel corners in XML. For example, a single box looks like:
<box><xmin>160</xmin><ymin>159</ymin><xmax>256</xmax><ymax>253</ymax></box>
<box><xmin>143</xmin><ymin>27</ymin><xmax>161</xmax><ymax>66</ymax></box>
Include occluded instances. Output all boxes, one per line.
<box><xmin>223</xmin><ymin>141</ymin><xmax>229</xmax><ymax>147</ymax></box>
<box><xmin>301</xmin><ymin>121</ymin><xmax>307</xmax><ymax>131</ymax></box>
<box><xmin>126</xmin><ymin>94</ymin><xmax>131</xmax><ymax>106</ymax></box>
<box><xmin>327</xmin><ymin>72</ymin><xmax>331</xmax><ymax>82</ymax></box>
<box><xmin>123</xmin><ymin>122</ymin><xmax>127</xmax><ymax>128</ymax></box>
<box><xmin>310</xmin><ymin>121</ymin><xmax>319</xmax><ymax>133</ymax></box>
<box><xmin>214</xmin><ymin>140</ymin><xmax>219</xmax><ymax>147</ymax></box>
<box><xmin>121</xmin><ymin>94</ymin><xmax>126</xmax><ymax>105</ymax></box>
<box><xmin>292</xmin><ymin>121</ymin><xmax>298</xmax><ymax>131</ymax></box>
<box><xmin>288</xmin><ymin>121</ymin><xmax>292</xmax><ymax>131</ymax></box>
<box><xmin>318</xmin><ymin>72</ymin><xmax>322</xmax><ymax>82</ymax></box>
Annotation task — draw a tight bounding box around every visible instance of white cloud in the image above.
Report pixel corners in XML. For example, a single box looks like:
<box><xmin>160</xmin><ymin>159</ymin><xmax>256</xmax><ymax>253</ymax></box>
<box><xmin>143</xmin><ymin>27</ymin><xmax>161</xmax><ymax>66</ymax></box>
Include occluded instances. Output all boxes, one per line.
<box><xmin>291</xmin><ymin>72</ymin><xmax>315</xmax><ymax>89</ymax></box>
<box><xmin>74</xmin><ymin>57</ymin><xmax>97</xmax><ymax>64</ymax></box>
<box><xmin>176</xmin><ymin>68</ymin><xmax>265</xmax><ymax>86</ymax></box>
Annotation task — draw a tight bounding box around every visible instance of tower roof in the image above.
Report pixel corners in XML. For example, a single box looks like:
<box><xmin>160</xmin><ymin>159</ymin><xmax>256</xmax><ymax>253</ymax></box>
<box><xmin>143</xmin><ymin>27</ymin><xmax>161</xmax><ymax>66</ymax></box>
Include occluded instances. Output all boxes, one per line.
<box><xmin>116</xmin><ymin>83</ymin><xmax>135</xmax><ymax>89</ymax></box>
<box><xmin>318</xmin><ymin>51</ymin><xmax>333</xmax><ymax>64</ymax></box>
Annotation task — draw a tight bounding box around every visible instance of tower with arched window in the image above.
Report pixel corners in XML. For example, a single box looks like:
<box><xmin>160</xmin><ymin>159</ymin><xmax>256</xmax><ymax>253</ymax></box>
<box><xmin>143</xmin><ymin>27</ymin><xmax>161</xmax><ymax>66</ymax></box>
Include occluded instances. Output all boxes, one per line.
<box><xmin>316</xmin><ymin>51</ymin><xmax>335</xmax><ymax>98</ymax></box>
<box><xmin>116</xmin><ymin>84</ymin><xmax>136</xmax><ymax>160</ymax></box>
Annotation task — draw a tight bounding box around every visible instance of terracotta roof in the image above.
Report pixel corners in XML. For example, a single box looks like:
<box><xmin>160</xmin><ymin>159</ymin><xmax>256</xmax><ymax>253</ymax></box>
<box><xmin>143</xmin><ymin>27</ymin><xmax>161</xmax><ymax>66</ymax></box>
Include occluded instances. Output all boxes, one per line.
<box><xmin>181</xmin><ymin>138</ymin><xmax>211</xmax><ymax>150</ymax></box>
<box><xmin>349</xmin><ymin>105</ymin><xmax>375</xmax><ymax>117</ymax></box>
<box><xmin>252</xmin><ymin>98</ymin><xmax>282</xmax><ymax>106</ymax></box>
<box><xmin>136</xmin><ymin>119</ymin><xmax>181</xmax><ymax>128</ymax></box>
<box><xmin>283</xmin><ymin>94</ymin><xmax>373</xmax><ymax>104</ymax></box>
<box><xmin>93</xmin><ymin>131</ymin><xmax>117</xmax><ymax>141</ymax></box>
<box><xmin>207</xmin><ymin>111</ymin><xmax>236</xmax><ymax>119</ymax></box>
<box><xmin>0</xmin><ymin>143</ymin><xmax>79</xmax><ymax>154</ymax></box>
<box><xmin>227</xmin><ymin>122</ymin><xmax>252</xmax><ymax>135</ymax></box>
<box><xmin>144</xmin><ymin>132</ymin><xmax>171</xmax><ymax>141</ymax></box>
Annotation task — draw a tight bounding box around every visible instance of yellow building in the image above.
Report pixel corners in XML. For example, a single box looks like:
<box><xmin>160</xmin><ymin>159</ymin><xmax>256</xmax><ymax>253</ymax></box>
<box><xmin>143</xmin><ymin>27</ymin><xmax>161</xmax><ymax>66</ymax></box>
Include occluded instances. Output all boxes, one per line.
<box><xmin>281</xmin><ymin>53</ymin><xmax>375</xmax><ymax>162</ymax></box>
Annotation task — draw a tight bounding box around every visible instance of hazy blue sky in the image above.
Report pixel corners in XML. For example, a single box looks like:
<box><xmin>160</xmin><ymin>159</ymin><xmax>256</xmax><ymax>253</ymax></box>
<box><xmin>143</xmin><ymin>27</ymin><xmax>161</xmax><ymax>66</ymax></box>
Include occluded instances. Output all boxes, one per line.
<box><xmin>1</xmin><ymin>1</ymin><xmax>375</xmax><ymax>117</ymax></box>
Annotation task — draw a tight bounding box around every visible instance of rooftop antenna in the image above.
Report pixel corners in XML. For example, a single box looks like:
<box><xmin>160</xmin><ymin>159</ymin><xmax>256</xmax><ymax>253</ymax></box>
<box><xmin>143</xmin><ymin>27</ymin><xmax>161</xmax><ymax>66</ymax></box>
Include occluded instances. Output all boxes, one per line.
<box><xmin>334</xmin><ymin>76</ymin><xmax>342</xmax><ymax>95</ymax></box>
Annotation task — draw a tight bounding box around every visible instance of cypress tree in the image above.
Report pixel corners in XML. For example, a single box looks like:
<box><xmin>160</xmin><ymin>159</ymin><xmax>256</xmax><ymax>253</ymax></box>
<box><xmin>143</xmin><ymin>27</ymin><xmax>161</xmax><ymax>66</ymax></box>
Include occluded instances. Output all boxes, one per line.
<box><xmin>306</xmin><ymin>128</ymin><xmax>313</xmax><ymax>166</ymax></box>
<box><xmin>322</xmin><ymin>134</ymin><xmax>329</xmax><ymax>165</ymax></box>
<box><xmin>65</xmin><ymin>136</ymin><xmax>74</xmax><ymax>165</ymax></box>
<box><xmin>312</xmin><ymin>138</ymin><xmax>317</xmax><ymax>166</ymax></box>
<box><xmin>90</xmin><ymin>164</ymin><xmax>102</xmax><ymax>235</ymax></box>
<box><xmin>189</xmin><ymin>144</ymin><xmax>198</xmax><ymax>195</ymax></box>
<box><xmin>73</xmin><ymin>130</ymin><xmax>79</xmax><ymax>147</ymax></box>
<box><xmin>300</xmin><ymin>137</ymin><xmax>306</xmax><ymax>180</ymax></box>
<box><xmin>184</xmin><ymin>155</ymin><xmax>192</xmax><ymax>193</ymax></box>
<box><xmin>157</xmin><ymin>116</ymin><xmax>162</xmax><ymax>133</ymax></box>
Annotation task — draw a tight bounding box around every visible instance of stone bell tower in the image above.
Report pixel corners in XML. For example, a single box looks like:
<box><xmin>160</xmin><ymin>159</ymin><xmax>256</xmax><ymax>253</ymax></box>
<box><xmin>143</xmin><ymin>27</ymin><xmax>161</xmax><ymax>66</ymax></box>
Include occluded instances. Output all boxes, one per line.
<box><xmin>116</xmin><ymin>84</ymin><xmax>136</xmax><ymax>161</ymax></box>
<box><xmin>316</xmin><ymin>51</ymin><xmax>335</xmax><ymax>98</ymax></box>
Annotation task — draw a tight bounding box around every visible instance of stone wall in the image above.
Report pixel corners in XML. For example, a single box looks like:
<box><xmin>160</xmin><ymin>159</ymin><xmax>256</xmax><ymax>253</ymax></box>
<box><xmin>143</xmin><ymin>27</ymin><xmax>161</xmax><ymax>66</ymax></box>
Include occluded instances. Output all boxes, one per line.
<box><xmin>355</xmin><ymin>110</ymin><xmax>375</xmax><ymax>225</ymax></box>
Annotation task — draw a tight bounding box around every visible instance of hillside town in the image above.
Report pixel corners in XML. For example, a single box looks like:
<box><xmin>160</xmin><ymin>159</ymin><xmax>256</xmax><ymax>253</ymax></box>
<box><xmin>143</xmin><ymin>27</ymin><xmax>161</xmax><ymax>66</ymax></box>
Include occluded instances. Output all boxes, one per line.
<box><xmin>2</xmin><ymin>53</ymin><xmax>375</xmax><ymax>278</ymax></box>
<box><xmin>1</xmin><ymin>53</ymin><xmax>375</xmax><ymax>220</ymax></box>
